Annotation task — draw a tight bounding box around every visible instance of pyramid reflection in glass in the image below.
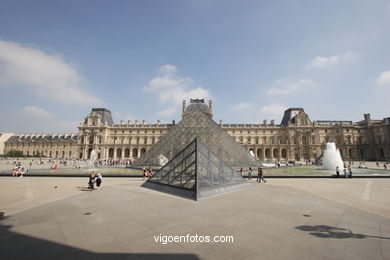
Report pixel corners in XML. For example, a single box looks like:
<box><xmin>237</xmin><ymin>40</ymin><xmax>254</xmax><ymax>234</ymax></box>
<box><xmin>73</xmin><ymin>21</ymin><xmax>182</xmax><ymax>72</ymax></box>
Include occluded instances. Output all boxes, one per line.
<box><xmin>142</xmin><ymin>138</ymin><xmax>250</xmax><ymax>200</ymax></box>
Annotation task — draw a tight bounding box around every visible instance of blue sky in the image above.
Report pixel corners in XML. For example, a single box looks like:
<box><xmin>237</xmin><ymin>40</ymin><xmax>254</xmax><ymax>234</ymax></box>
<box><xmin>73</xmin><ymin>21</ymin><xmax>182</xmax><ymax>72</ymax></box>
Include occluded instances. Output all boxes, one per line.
<box><xmin>1</xmin><ymin>0</ymin><xmax>390</xmax><ymax>133</ymax></box>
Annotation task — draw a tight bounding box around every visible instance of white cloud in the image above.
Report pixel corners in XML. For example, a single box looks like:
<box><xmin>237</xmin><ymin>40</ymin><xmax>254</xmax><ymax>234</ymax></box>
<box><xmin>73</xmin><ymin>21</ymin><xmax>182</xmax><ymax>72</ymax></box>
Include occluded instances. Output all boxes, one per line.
<box><xmin>376</xmin><ymin>70</ymin><xmax>390</xmax><ymax>86</ymax></box>
<box><xmin>157</xmin><ymin>107</ymin><xmax>177</xmax><ymax>117</ymax></box>
<box><xmin>267</xmin><ymin>79</ymin><xmax>317</xmax><ymax>95</ymax></box>
<box><xmin>113</xmin><ymin>111</ymin><xmax>136</xmax><ymax>122</ymax></box>
<box><xmin>144</xmin><ymin>64</ymin><xmax>212</xmax><ymax>116</ymax></box>
<box><xmin>19</xmin><ymin>106</ymin><xmax>54</xmax><ymax>119</ymax></box>
<box><xmin>259</xmin><ymin>104</ymin><xmax>287</xmax><ymax>119</ymax></box>
<box><xmin>305</xmin><ymin>51</ymin><xmax>356</xmax><ymax>69</ymax></box>
<box><xmin>158</xmin><ymin>64</ymin><xmax>177</xmax><ymax>74</ymax></box>
<box><xmin>231</xmin><ymin>102</ymin><xmax>253</xmax><ymax>112</ymax></box>
<box><xmin>0</xmin><ymin>40</ymin><xmax>102</xmax><ymax>105</ymax></box>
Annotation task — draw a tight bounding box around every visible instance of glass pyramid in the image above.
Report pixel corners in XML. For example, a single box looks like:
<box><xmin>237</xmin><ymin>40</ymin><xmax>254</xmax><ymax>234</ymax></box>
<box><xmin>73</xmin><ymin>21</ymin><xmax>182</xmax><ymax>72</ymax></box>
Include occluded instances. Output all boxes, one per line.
<box><xmin>135</xmin><ymin>101</ymin><xmax>261</xmax><ymax>169</ymax></box>
<box><xmin>142</xmin><ymin>138</ymin><xmax>250</xmax><ymax>200</ymax></box>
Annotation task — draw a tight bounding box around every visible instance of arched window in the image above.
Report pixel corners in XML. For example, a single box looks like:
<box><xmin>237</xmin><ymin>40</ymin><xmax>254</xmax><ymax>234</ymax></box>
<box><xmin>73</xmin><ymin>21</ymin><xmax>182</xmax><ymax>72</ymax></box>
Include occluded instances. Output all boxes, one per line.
<box><xmin>273</xmin><ymin>148</ymin><xmax>279</xmax><ymax>159</ymax></box>
<box><xmin>117</xmin><ymin>148</ymin><xmax>122</xmax><ymax>159</ymax></box>
<box><xmin>281</xmin><ymin>149</ymin><xmax>287</xmax><ymax>159</ymax></box>
<box><xmin>257</xmin><ymin>149</ymin><xmax>263</xmax><ymax>160</ymax></box>
<box><xmin>108</xmin><ymin>148</ymin><xmax>114</xmax><ymax>159</ymax></box>
<box><xmin>133</xmin><ymin>148</ymin><xmax>138</xmax><ymax>158</ymax></box>
<box><xmin>265</xmin><ymin>149</ymin><xmax>271</xmax><ymax>159</ymax></box>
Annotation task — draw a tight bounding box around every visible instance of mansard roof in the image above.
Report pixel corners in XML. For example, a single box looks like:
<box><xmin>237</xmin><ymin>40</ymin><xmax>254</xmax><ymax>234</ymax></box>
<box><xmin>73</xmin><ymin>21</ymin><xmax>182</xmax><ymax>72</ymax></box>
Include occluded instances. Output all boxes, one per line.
<box><xmin>6</xmin><ymin>134</ymin><xmax>78</xmax><ymax>143</ymax></box>
<box><xmin>280</xmin><ymin>108</ymin><xmax>305</xmax><ymax>126</ymax></box>
<box><xmin>90</xmin><ymin>108</ymin><xmax>114</xmax><ymax>125</ymax></box>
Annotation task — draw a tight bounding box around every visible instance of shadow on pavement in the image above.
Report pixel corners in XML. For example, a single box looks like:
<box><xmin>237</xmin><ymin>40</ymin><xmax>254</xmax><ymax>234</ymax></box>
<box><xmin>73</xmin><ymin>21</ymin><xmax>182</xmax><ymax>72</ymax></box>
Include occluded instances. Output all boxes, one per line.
<box><xmin>295</xmin><ymin>225</ymin><xmax>390</xmax><ymax>240</ymax></box>
<box><xmin>0</xmin><ymin>212</ymin><xmax>200</xmax><ymax>260</ymax></box>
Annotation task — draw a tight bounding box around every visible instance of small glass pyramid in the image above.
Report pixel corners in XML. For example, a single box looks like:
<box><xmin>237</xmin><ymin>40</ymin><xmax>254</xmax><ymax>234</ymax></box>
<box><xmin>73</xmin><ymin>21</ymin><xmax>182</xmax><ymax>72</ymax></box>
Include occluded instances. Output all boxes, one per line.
<box><xmin>142</xmin><ymin>138</ymin><xmax>250</xmax><ymax>200</ymax></box>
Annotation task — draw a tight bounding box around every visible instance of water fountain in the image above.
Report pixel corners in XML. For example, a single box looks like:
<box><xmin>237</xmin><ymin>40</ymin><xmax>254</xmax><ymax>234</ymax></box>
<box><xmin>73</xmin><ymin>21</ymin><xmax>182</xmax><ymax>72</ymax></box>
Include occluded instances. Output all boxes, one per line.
<box><xmin>322</xmin><ymin>142</ymin><xmax>344</xmax><ymax>170</ymax></box>
<box><xmin>89</xmin><ymin>149</ymin><xmax>98</xmax><ymax>170</ymax></box>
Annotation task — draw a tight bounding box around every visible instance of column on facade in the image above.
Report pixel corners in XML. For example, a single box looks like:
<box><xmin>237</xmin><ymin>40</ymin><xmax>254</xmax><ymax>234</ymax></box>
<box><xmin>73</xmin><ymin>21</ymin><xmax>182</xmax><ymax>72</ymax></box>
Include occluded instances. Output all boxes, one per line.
<box><xmin>82</xmin><ymin>147</ymin><xmax>87</xmax><ymax>159</ymax></box>
<box><xmin>113</xmin><ymin>146</ymin><xmax>117</xmax><ymax>160</ymax></box>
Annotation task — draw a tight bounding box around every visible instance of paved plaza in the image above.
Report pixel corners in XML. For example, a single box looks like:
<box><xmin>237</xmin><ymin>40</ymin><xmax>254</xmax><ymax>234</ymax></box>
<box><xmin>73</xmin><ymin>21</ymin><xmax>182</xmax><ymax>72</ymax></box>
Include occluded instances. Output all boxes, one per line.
<box><xmin>1</xmin><ymin>177</ymin><xmax>390</xmax><ymax>259</ymax></box>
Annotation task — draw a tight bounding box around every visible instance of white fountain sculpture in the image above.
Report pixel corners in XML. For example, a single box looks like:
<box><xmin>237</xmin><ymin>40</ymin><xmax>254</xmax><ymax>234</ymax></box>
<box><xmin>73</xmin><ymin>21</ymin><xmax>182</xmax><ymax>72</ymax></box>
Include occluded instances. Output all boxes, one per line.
<box><xmin>89</xmin><ymin>149</ymin><xmax>98</xmax><ymax>169</ymax></box>
<box><xmin>322</xmin><ymin>142</ymin><xmax>344</xmax><ymax>170</ymax></box>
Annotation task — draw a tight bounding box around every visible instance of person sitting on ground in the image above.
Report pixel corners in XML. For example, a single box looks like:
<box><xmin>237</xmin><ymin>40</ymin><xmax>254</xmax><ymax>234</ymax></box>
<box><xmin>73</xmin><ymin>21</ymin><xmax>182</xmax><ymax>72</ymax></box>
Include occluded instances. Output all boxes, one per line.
<box><xmin>88</xmin><ymin>171</ymin><xmax>96</xmax><ymax>190</ymax></box>
<box><xmin>19</xmin><ymin>167</ymin><xmax>25</xmax><ymax>177</ymax></box>
<box><xmin>96</xmin><ymin>172</ymin><xmax>102</xmax><ymax>189</ymax></box>
<box><xmin>11</xmin><ymin>167</ymin><xmax>18</xmax><ymax>177</ymax></box>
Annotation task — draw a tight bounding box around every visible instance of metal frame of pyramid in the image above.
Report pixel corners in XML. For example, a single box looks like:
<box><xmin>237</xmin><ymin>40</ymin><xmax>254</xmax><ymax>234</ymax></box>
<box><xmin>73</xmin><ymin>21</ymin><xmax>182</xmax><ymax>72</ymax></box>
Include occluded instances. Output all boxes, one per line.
<box><xmin>135</xmin><ymin>101</ymin><xmax>261</xmax><ymax>169</ymax></box>
<box><xmin>141</xmin><ymin>138</ymin><xmax>250</xmax><ymax>200</ymax></box>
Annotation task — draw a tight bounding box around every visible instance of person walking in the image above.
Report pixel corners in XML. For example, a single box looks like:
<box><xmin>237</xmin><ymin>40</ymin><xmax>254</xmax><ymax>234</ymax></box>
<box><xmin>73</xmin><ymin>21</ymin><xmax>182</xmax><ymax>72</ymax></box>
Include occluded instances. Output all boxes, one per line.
<box><xmin>240</xmin><ymin>167</ymin><xmax>244</xmax><ymax>177</ymax></box>
<box><xmin>148</xmin><ymin>167</ymin><xmax>153</xmax><ymax>179</ymax></box>
<box><xmin>248</xmin><ymin>167</ymin><xmax>252</xmax><ymax>180</ymax></box>
<box><xmin>336</xmin><ymin>166</ymin><xmax>340</xmax><ymax>178</ymax></box>
<box><xmin>348</xmin><ymin>165</ymin><xmax>352</xmax><ymax>178</ymax></box>
<box><xmin>257</xmin><ymin>167</ymin><xmax>266</xmax><ymax>183</ymax></box>
<box><xmin>143</xmin><ymin>167</ymin><xmax>147</xmax><ymax>181</ymax></box>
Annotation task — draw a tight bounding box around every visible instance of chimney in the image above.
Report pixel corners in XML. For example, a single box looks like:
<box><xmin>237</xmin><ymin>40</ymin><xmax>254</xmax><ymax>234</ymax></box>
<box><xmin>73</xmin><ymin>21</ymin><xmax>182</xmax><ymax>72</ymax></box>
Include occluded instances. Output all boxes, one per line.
<box><xmin>135</xmin><ymin>120</ymin><xmax>138</xmax><ymax>126</ymax></box>
<box><xmin>219</xmin><ymin>119</ymin><xmax>223</xmax><ymax>126</ymax></box>
<box><xmin>263</xmin><ymin>119</ymin><xmax>268</xmax><ymax>126</ymax></box>
<box><xmin>182</xmin><ymin>100</ymin><xmax>186</xmax><ymax>114</ymax></box>
<box><xmin>209</xmin><ymin>100</ymin><xmax>213</xmax><ymax>114</ymax></box>
<box><xmin>270</xmin><ymin>120</ymin><xmax>275</xmax><ymax>126</ymax></box>
<box><xmin>127</xmin><ymin>120</ymin><xmax>132</xmax><ymax>125</ymax></box>
<box><xmin>157</xmin><ymin>120</ymin><xmax>160</xmax><ymax>125</ymax></box>
<box><xmin>142</xmin><ymin>120</ymin><xmax>145</xmax><ymax>126</ymax></box>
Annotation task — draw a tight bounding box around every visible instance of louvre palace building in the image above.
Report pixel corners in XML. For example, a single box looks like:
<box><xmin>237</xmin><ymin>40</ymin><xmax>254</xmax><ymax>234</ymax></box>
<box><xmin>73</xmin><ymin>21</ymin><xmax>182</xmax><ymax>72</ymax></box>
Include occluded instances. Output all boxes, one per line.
<box><xmin>2</xmin><ymin>99</ymin><xmax>390</xmax><ymax>163</ymax></box>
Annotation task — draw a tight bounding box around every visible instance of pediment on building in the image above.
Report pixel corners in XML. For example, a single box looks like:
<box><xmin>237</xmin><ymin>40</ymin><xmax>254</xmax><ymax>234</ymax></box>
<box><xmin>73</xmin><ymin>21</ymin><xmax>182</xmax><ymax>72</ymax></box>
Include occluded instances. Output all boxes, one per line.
<box><xmin>290</xmin><ymin>112</ymin><xmax>312</xmax><ymax>127</ymax></box>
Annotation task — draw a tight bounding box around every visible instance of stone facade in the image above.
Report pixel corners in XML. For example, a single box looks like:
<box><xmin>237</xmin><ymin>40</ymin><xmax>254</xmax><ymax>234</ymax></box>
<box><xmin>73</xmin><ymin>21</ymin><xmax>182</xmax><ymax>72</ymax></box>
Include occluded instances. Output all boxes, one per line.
<box><xmin>4</xmin><ymin>133</ymin><xmax>78</xmax><ymax>158</ymax></box>
<box><xmin>3</xmin><ymin>103</ymin><xmax>390</xmax><ymax>162</ymax></box>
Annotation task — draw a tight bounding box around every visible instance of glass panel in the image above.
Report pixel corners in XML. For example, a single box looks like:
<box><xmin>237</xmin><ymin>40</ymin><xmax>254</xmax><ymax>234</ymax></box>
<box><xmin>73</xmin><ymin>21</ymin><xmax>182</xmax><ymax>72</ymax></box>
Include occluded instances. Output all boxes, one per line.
<box><xmin>197</xmin><ymin>140</ymin><xmax>247</xmax><ymax>191</ymax></box>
